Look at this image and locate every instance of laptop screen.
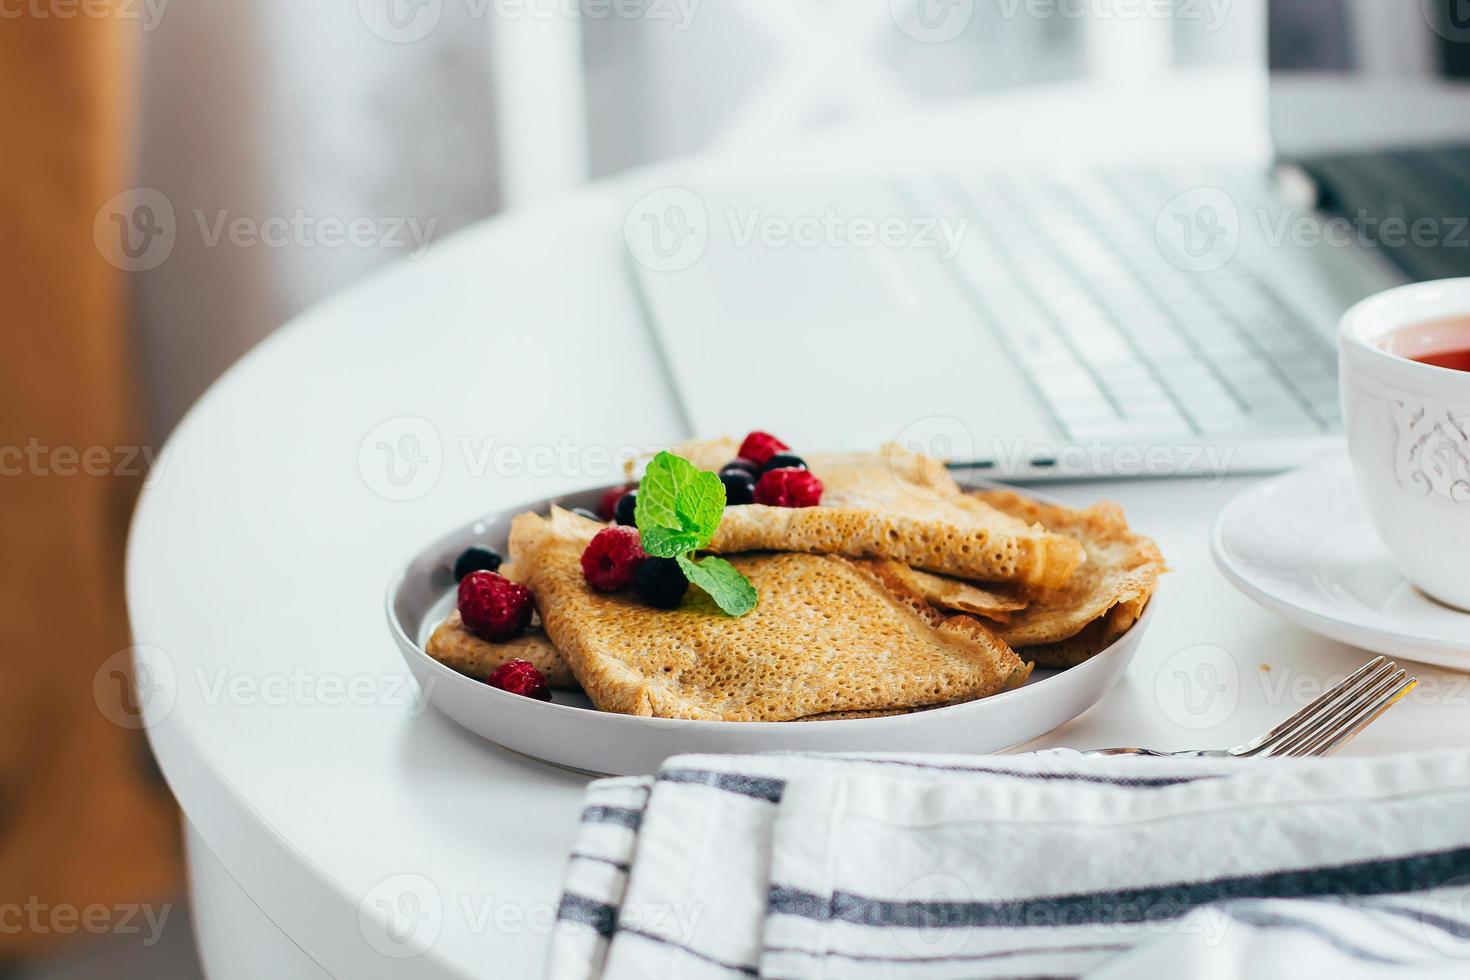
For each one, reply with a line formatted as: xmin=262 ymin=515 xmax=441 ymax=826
xmin=1269 ymin=0 xmax=1470 ymax=279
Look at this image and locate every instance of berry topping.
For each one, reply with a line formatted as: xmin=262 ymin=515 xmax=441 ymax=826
xmin=737 ymin=431 xmax=790 ymax=466
xmin=486 ymin=659 xmax=552 ymax=701
xmin=614 ymin=490 xmax=639 ymax=527
xmin=453 ymin=545 xmax=503 ymax=581
xmin=633 ymin=557 xmax=690 ymax=609
xmin=598 ymin=483 xmax=638 ymax=521
xmin=458 ymin=571 xmax=534 ymax=642
xmin=761 ymin=453 xmax=807 ymax=473
xmin=721 ymin=458 xmax=761 ymax=480
xmin=581 ymin=526 xmax=647 ymax=592
xmin=755 ymin=467 xmax=824 ymax=508
xmin=719 ymin=469 xmax=757 ymax=506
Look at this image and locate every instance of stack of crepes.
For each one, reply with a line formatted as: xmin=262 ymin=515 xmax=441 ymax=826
xmin=427 ymin=438 xmax=1165 ymax=722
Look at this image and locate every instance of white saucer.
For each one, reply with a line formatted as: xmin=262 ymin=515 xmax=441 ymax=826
xmin=1212 ymin=457 xmax=1470 ymax=671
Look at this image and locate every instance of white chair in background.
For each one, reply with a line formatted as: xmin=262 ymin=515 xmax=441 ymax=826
xmin=488 ymin=0 xmax=1187 ymax=210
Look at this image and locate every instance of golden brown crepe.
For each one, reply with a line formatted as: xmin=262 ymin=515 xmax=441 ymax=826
xmin=671 ymin=439 xmax=1085 ymax=590
xmin=425 ymin=612 xmax=578 ymax=689
xmin=508 ymin=508 xmax=1030 ymax=721
xmin=853 ymin=561 xmax=1029 ymax=623
xmin=975 ymin=491 xmax=1165 ymax=668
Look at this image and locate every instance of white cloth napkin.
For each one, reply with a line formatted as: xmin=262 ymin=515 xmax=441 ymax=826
xmin=546 ymin=750 xmax=1470 ymax=979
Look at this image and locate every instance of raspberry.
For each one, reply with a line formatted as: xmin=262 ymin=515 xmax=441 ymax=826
xmin=458 ymin=571 xmax=534 ymax=642
xmin=737 ymin=431 xmax=790 ymax=466
xmin=597 ymin=483 xmax=637 ymax=521
xmin=487 ymin=659 xmax=552 ymax=701
xmin=756 ymin=467 xmax=824 ymax=508
xmin=581 ymin=526 xmax=646 ymax=592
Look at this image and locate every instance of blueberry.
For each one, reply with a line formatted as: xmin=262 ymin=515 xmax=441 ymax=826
xmin=614 ymin=490 xmax=639 ymax=527
xmin=570 ymin=507 xmax=602 ymax=523
xmin=762 ymin=453 xmax=807 ymax=473
xmin=633 ymin=557 xmax=688 ymax=609
xmin=453 ymin=545 xmax=503 ymax=581
xmin=721 ymin=457 xmax=761 ymax=479
xmin=720 ymin=470 xmax=756 ymax=505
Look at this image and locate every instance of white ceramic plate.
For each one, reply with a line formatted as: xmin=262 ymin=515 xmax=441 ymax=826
xmin=387 ymin=484 xmax=1154 ymax=776
xmin=1212 ymin=457 xmax=1470 ymax=671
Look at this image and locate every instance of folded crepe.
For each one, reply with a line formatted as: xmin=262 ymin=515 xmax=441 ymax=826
xmin=426 ymin=612 xmax=578 ymax=689
xmin=507 ymin=508 xmax=1030 ymax=721
xmin=975 ymin=491 xmax=1166 ymax=668
xmin=852 ymin=561 xmax=1029 ymax=623
xmin=671 ymin=439 xmax=1085 ymax=590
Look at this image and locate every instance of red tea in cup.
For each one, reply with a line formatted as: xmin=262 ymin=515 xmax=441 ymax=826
xmin=1380 ymin=315 xmax=1470 ymax=372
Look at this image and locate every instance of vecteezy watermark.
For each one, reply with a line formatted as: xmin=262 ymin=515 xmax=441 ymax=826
xmin=1421 ymin=0 xmax=1470 ymax=44
xmin=192 ymin=666 xmax=433 ymax=714
xmin=724 ymin=208 xmax=968 ymax=260
xmin=359 ymin=874 xmax=704 ymax=960
xmin=360 ymin=874 xmax=444 ymax=958
xmin=0 ymin=439 xmax=170 ymax=486
xmin=989 ymin=438 xmax=1238 ymax=486
xmin=357 ymin=424 xmax=664 ymax=502
xmin=1419 ymin=877 xmax=1470 ymax=959
xmin=194 ymin=209 xmax=436 ymax=257
xmin=1257 ymin=208 xmax=1470 ymax=254
xmin=996 ymin=0 xmax=1232 ymax=31
xmin=1155 ymin=187 xmax=1242 ymax=273
xmin=93 ymin=646 xmax=179 ymax=731
xmin=358 ymin=0 xmax=700 ymax=44
xmin=624 ymin=186 xmax=710 ymax=273
xmin=94 ymin=187 xmax=177 ymax=272
xmin=0 ymin=0 xmax=171 ymax=31
xmin=358 ymin=416 xmax=444 ymax=502
xmin=1257 ymin=665 xmax=1470 ymax=709
xmin=624 ymin=185 xmax=969 ymax=273
xmin=888 ymin=871 xmax=1234 ymax=956
xmin=891 ymin=0 xmax=976 ymax=43
xmin=1158 ymin=184 xmax=1470 ymax=273
xmin=93 ymin=188 xmax=437 ymax=272
xmin=1155 ymin=644 xmax=1240 ymax=731
xmin=0 ymin=899 xmax=174 ymax=946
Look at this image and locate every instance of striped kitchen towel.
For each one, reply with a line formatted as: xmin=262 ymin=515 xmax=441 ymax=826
xmin=546 ymin=750 xmax=1470 ymax=979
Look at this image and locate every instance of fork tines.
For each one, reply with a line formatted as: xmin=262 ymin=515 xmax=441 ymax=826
xmin=1235 ymin=656 xmax=1418 ymax=758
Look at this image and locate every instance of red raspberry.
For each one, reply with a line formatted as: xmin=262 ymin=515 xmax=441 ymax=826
xmin=737 ymin=431 xmax=790 ymax=466
xmin=458 ymin=571 xmax=534 ymax=642
xmin=487 ymin=659 xmax=552 ymax=701
xmin=756 ymin=467 xmax=824 ymax=508
xmin=581 ymin=526 xmax=646 ymax=592
xmin=597 ymin=483 xmax=637 ymax=521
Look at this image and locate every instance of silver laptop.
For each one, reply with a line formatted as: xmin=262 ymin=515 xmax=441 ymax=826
xmin=628 ymin=0 xmax=1470 ymax=480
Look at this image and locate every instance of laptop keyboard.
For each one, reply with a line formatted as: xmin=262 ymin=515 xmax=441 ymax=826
xmin=901 ymin=169 xmax=1342 ymax=444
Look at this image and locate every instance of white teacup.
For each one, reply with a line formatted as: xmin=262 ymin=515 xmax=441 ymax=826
xmin=1339 ymin=278 xmax=1470 ymax=612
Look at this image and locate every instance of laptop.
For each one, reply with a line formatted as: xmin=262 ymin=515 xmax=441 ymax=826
xmin=627 ymin=0 xmax=1470 ymax=481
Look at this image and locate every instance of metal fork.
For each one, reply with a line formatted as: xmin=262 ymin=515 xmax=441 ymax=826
xmin=1087 ymin=656 xmax=1418 ymax=759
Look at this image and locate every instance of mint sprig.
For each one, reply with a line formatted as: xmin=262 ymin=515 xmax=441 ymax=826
xmin=635 ymin=452 xmax=757 ymax=616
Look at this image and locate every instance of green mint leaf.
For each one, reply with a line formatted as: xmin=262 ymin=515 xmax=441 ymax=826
xmin=640 ymin=524 xmax=704 ymax=559
xmin=673 ymin=470 xmax=726 ymax=548
xmin=677 ymin=554 xmax=758 ymax=617
xmin=635 ymin=451 xmax=701 ymax=532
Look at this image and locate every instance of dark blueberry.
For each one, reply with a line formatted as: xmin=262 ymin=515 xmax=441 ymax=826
xmin=633 ymin=557 xmax=689 ymax=609
xmin=721 ymin=457 xmax=761 ymax=479
xmin=720 ymin=469 xmax=757 ymax=505
xmin=762 ymin=453 xmax=807 ymax=473
xmin=570 ymin=507 xmax=602 ymax=523
xmin=453 ymin=545 xmax=503 ymax=581
xmin=614 ymin=490 xmax=639 ymax=527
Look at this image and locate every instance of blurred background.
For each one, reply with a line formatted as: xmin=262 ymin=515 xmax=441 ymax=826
xmin=0 ymin=0 xmax=1450 ymax=975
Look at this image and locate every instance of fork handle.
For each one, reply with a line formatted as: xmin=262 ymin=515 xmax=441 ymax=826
xmin=1081 ymin=748 xmax=1226 ymax=758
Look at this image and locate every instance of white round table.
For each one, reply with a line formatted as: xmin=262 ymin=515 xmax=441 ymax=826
xmin=127 ymin=72 xmax=1470 ymax=979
